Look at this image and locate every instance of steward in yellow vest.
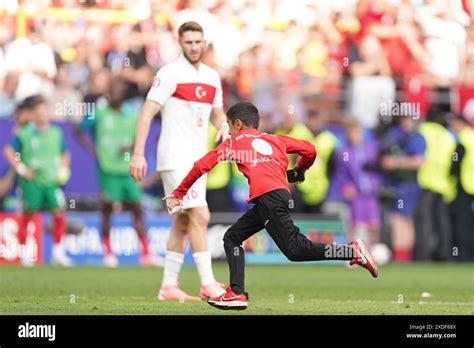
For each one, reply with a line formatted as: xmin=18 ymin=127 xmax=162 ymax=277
xmin=276 ymin=121 xmax=313 ymax=167
xmin=275 ymin=112 xmax=313 ymax=212
xmin=297 ymin=130 xmax=337 ymax=212
xmin=417 ymin=122 xmax=457 ymax=203
xmin=414 ymin=113 xmax=456 ymax=261
xmin=447 ymin=115 xmax=474 ymax=261
xmin=290 ymin=111 xmax=339 ymax=213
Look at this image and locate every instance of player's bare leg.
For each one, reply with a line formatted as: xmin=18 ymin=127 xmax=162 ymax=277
xmin=101 ymin=200 xmax=117 ymax=267
xmin=158 ymin=213 xmax=200 ymax=301
xmin=187 ymin=206 xmax=210 ymax=253
xmin=187 ymin=206 xmax=225 ymax=299
xmin=167 ymin=212 xmax=189 ymax=253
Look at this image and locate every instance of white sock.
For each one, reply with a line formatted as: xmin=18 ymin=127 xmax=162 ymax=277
xmin=193 ymin=251 xmax=215 ymax=286
xmin=161 ymin=251 xmax=184 ymax=287
xmin=52 ymin=243 xmax=64 ymax=258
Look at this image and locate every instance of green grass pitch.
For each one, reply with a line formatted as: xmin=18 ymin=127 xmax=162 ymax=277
xmin=0 ymin=263 xmax=472 ymax=315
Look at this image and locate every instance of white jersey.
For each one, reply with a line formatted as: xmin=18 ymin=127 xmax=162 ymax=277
xmin=147 ymin=54 xmax=223 ymax=171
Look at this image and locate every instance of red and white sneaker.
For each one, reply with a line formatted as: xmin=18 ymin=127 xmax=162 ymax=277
xmin=207 ymin=286 xmax=248 ymax=310
xmin=199 ymin=281 xmax=226 ymax=300
xmin=349 ymin=239 xmax=379 ymax=278
xmin=157 ymin=284 xmax=201 ymax=301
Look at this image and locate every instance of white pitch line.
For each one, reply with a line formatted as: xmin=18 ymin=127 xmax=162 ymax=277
xmin=123 ymin=296 xmax=147 ymax=300
xmin=57 ymin=296 xmax=148 ymax=300
xmin=308 ymin=299 xmax=474 ymax=307
xmin=55 ymin=296 xmax=473 ymax=307
xmin=391 ymin=300 xmax=474 ymax=307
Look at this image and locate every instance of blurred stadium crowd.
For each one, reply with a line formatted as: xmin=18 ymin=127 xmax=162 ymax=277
xmin=0 ymin=0 xmax=473 ymax=262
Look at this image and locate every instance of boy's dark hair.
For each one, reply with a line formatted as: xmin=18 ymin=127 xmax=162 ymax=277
xmin=178 ymin=21 xmax=203 ymax=37
xmin=226 ymin=102 xmax=260 ymax=129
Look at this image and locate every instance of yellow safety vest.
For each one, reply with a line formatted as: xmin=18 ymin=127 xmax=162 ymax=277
xmin=458 ymin=126 xmax=474 ymax=195
xmin=206 ymin=125 xmax=231 ymax=190
xmin=297 ymin=131 xmax=337 ymax=205
xmin=276 ymin=123 xmax=313 ymax=168
xmin=417 ymin=122 xmax=457 ymax=203
xmin=276 ymin=123 xmax=313 ymax=141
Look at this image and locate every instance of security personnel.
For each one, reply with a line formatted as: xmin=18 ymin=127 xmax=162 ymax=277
xmin=415 ymin=112 xmax=456 ymax=261
xmin=276 ymin=111 xmax=314 ymax=212
xmin=298 ymin=130 xmax=337 ymax=213
xmin=448 ymin=115 xmax=474 ymax=261
xmin=275 ymin=111 xmax=313 ymax=168
xmin=296 ymin=111 xmax=339 ymax=213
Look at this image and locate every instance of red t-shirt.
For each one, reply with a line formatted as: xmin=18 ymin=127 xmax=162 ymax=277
xmin=172 ymin=128 xmax=317 ymax=203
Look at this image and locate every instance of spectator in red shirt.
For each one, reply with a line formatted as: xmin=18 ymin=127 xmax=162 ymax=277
xmin=163 ymin=101 xmax=378 ymax=310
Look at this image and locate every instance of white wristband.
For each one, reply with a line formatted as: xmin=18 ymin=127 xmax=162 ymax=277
xmin=16 ymin=162 xmax=27 ymax=176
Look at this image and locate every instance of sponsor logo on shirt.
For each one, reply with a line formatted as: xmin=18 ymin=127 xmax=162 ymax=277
xmin=251 ymin=139 xmax=273 ymax=155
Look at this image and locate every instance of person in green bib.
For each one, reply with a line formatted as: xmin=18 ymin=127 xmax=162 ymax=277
xmin=448 ymin=114 xmax=474 ymax=261
xmin=76 ymin=79 xmax=163 ymax=268
xmin=3 ymin=95 xmax=72 ymax=266
xmin=0 ymin=100 xmax=32 ymax=213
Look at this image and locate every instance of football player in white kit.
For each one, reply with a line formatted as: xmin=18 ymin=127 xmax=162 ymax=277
xmin=130 ymin=21 xmax=228 ymax=301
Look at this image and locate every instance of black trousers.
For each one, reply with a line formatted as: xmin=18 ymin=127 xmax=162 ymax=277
xmin=414 ymin=189 xmax=453 ymax=261
xmin=223 ymin=189 xmax=353 ymax=294
xmin=450 ymin=187 xmax=474 ymax=261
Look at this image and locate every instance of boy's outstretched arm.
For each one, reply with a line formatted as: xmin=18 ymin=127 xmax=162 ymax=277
xmin=163 ymin=139 xmax=230 ymax=212
xmin=277 ymin=134 xmax=317 ymax=170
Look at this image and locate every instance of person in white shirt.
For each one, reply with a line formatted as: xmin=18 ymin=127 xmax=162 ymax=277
xmin=130 ymin=21 xmax=228 ymax=301
xmin=5 ymin=26 xmax=56 ymax=101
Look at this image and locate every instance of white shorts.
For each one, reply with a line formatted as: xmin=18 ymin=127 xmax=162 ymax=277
xmin=160 ymin=169 xmax=207 ymax=213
